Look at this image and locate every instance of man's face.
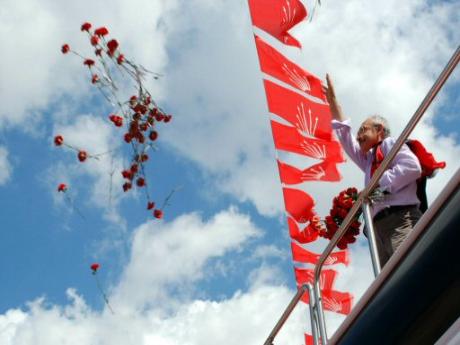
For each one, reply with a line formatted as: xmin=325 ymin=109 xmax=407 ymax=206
xmin=356 ymin=119 xmax=384 ymax=153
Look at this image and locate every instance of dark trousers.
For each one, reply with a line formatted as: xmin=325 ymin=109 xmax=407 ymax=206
xmin=373 ymin=205 xmax=422 ymax=269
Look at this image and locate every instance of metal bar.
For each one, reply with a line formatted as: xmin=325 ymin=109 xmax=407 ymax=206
xmin=307 ymin=284 xmax=320 ymax=345
xmin=263 ymin=284 xmax=308 ymax=345
xmin=362 ymin=201 xmax=381 ymax=277
xmin=312 ymin=44 xmax=459 ymax=342
xmin=314 ymin=280 xmax=328 ymax=343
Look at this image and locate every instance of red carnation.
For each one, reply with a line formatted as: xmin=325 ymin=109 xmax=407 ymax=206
xmin=61 ymin=44 xmax=70 ymax=54
xmin=95 ymin=48 xmax=103 ymax=56
xmin=81 ymin=22 xmax=92 ymax=31
xmin=57 ymin=183 xmax=67 ymax=192
xmin=149 ymin=131 xmax=158 ymax=141
xmin=94 ymin=27 xmax=109 ymax=36
xmin=122 ymin=182 xmax=132 ymax=192
xmin=153 ymin=209 xmax=163 ymax=219
xmin=107 ymin=39 xmax=119 ymax=52
xmin=129 ymin=95 xmax=137 ymax=105
xmin=90 ymin=35 xmax=99 ymax=46
xmin=78 ymin=150 xmax=87 ymax=162
xmin=136 ymin=177 xmax=145 ymax=187
xmin=84 ymin=59 xmax=95 ymax=67
xmin=147 ymin=201 xmax=155 ymax=210
xmin=121 ymin=170 xmax=133 ymax=180
xmin=54 ymin=135 xmax=64 ymax=146
xmin=90 ymin=263 xmax=100 ymax=273
xmin=91 ymin=74 xmax=99 ymax=84
xmin=140 ymin=154 xmax=148 ymax=162
xmin=163 ymin=115 xmax=172 ymax=123
xmin=117 ymin=54 xmax=125 ymax=64
xmin=124 ymin=133 xmax=132 ymax=143
xmin=130 ymin=164 xmax=139 ymax=174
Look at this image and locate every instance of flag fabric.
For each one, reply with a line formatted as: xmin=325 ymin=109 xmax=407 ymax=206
xmin=294 ymin=267 xmax=338 ymax=291
xmin=291 ymin=241 xmax=350 ymax=266
xmin=264 ymin=79 xmax=332 ymax=140
xmin=301 ymin=289 xmax=354 ymax=315
xmin=304 ymin=334 xmax=321 ymax=345
xmin=271 ymin=120 xmax=344 ymax=162
xmin=255 ymin=36 xmax=325 ymax=100
xmin=283 ymin=188 xmax=315 ymax=223
xmin=248 ymin=0 xmax=307 ymax=48
xmin=277 ymin=159 xmax=342 ymax=184
xmin=288 ymin=216 xmax=319 ymax=243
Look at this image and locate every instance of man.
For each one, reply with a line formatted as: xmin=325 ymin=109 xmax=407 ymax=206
xmin=325 ymin=74 xmax=422 ymax=268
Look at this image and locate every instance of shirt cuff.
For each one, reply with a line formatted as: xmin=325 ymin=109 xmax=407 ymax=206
xmin=332 ymin=118 xmax=351 ymax=130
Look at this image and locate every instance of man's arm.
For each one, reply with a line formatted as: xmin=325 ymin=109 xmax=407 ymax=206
xmin=379 ymin=138 xmax=422 ymax=193
xmin=325 ymin=74 xmax=345 ymax=122
xmin=325 ymin=74 xmax=368 ymax=170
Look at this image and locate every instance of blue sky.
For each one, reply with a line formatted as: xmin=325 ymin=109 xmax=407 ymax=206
xmin=0 ymin=0 xmax=459 ymax=344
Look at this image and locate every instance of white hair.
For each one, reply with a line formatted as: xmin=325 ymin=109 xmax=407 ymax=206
xmin=367 ymin=114 xmax=391 ymax=138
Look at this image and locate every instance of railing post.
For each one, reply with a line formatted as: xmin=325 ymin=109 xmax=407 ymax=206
xmin=362 ymin=201 xmax=381 ymax=277
xmin=307 ymin=284 xmax=320 ymax=345
xmin=314 ymin=280 xmax=328 ymax=343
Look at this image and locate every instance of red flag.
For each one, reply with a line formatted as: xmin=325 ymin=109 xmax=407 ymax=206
xmin=277 ymin=159 xmax=342 ymax=184
xmin=294 ymin=267 xmax=338 ymax=291
xmin=291 ymin=241 xmax=349 ymax=266
xmin=283 ymin=188 xmax=315 ymax=223
xmin=301 ymin=289 xmax=354 ymax=315
xmin=255 ymin=36 xmax=325 ymax=100
xmin=248 ymin=0 xmax=307 ymax=48
xmin=305 ymin=334 xmax=322 ymax=345
xmin=288 ymin=216 xmax=319 ymax=243
xmin=271 ymin=120 xmax=344 ymax=162
xmin=264 ymin=79 xmax=332 ymax=140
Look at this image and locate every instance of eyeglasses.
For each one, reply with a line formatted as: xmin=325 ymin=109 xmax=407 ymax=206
xmin=357 ymin=124 xmax=381 ymax=135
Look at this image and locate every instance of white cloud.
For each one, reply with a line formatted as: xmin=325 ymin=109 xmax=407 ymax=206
xmin=111 ymin=207 xmax=261 ymax=313
xmin=0 ymin=146 xmax=12 ymax=185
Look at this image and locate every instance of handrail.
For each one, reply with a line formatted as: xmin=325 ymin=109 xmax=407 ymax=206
xmin=312 ymin=44 xmax=460 ymax=343
xmin=263 ymin=284 xmax=309 ymax=345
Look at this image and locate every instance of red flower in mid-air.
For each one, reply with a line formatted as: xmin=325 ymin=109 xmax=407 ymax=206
xmin=54 ymin=135 xmax=64 ymax=146
xmin=90 ymin=263 xmax=100 ymax=273
xmin=136 ymin=177 xmax=145 ymax=187
xmin=107 ymin=39 xmax=119 ymax=52
xmin=61 ymin=44 xmax=70 ymax=54
xmin=81 ymin=22 xmax=92 ymax=32
xmin=147 ymin=201 xmax=155 ymax=210
xmin=57 ymin=183 xmax=67 ymax=192
xmin=91 ymin=74 xmax=99 ymax=84
xmin=84 ymin=59 xmax=95 ymax=67
xmin=90 ymin=35 xmax=99 ymax=46
xmin=78 ymin=151 xmax=87 ymax=162
xmin=153 ymin=209 xmax=163 ymax=219
xmin=94 ymin=27 xmax=109 ymax=36
xmin=117 ymin=54 xmax=125 ymax=65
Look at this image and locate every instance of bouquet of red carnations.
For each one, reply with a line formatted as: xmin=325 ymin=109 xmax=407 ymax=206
xmin=319 ymin=187 xmax=361 ymax=249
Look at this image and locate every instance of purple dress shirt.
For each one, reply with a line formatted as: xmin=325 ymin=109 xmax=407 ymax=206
xmin=332 ymin=119 xmax=421 ymax=217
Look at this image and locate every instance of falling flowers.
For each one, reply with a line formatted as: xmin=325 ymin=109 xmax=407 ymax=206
xmin=57 ymin=22 xmax=178 ymax=218
xmin=90 ymin=263 xmax=114 ymax=314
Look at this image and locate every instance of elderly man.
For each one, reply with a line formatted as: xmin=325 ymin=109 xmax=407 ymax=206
xmin=325 ymin=74 xmax=422 ymax=268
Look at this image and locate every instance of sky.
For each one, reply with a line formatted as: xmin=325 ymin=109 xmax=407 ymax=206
xmin=0 ymin=0 xmax=459 ymax=344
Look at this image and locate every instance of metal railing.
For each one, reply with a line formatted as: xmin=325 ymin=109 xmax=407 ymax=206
xmin=263 ymin=44 xmax=460 ymax=345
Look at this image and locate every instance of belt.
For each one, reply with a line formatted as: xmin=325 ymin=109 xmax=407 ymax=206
xmin=373 ymin=205 xmax=418 ymax=222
